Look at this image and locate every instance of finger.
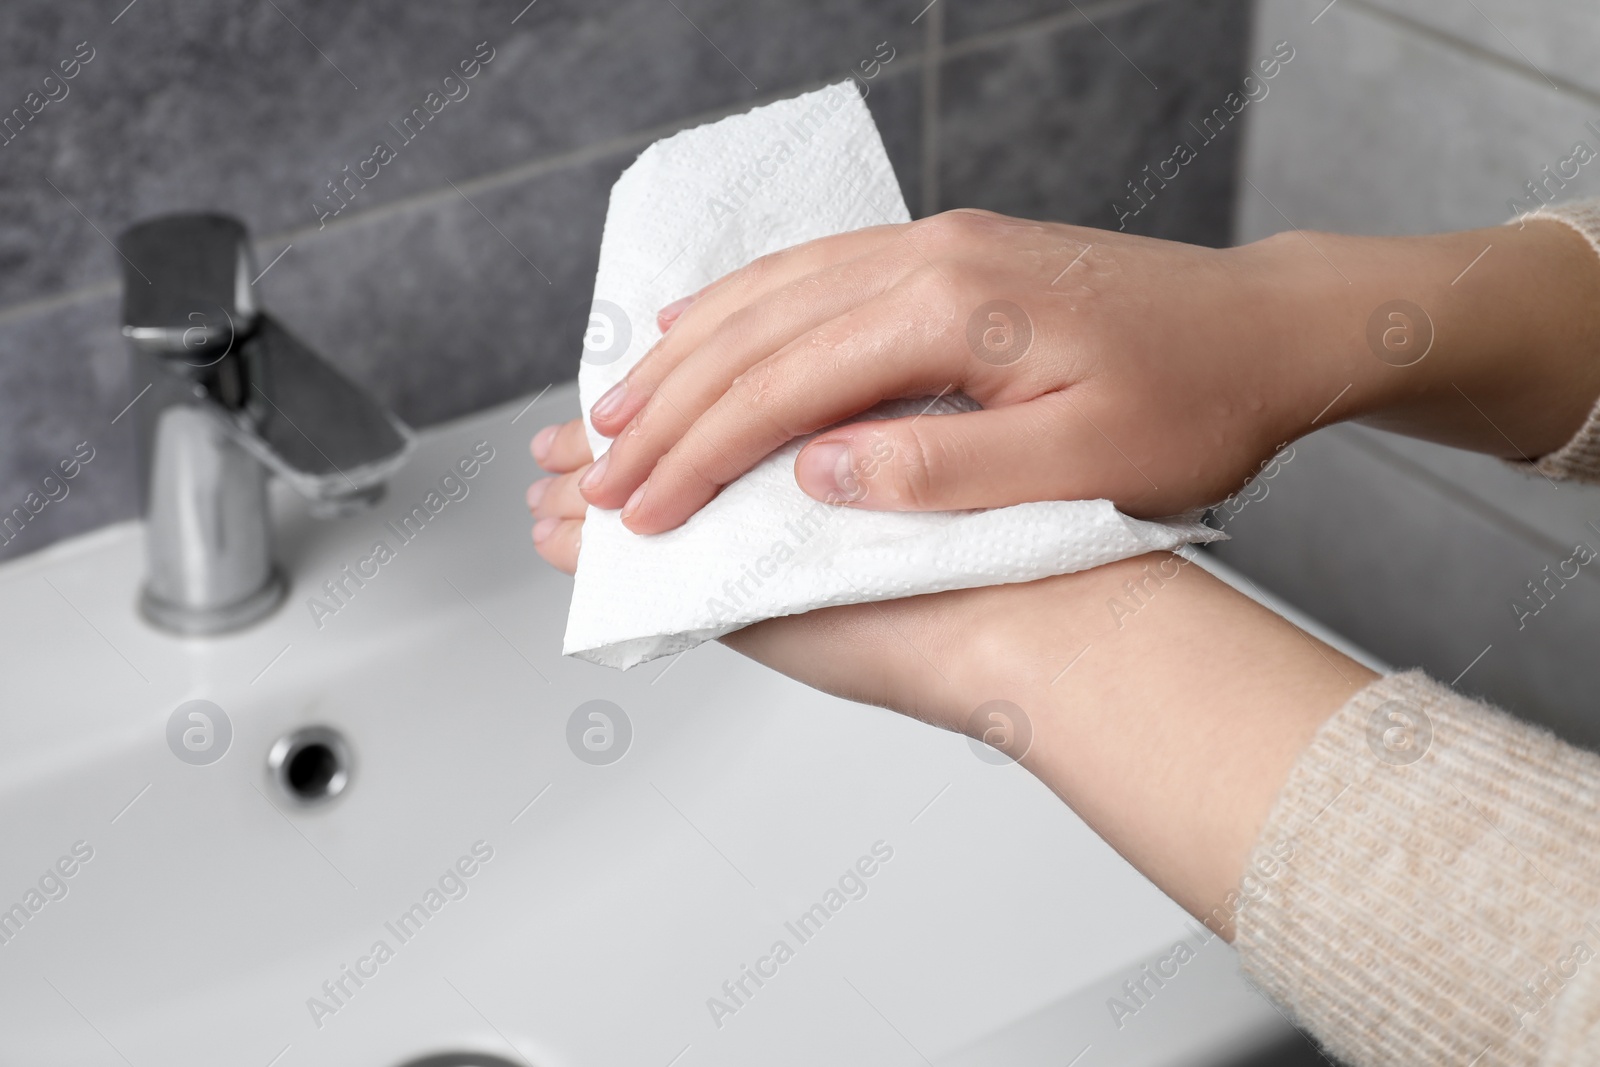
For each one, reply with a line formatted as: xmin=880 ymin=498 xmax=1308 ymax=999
xmin=585 ymin=253 xmax=930 ymax=511
xmin=614 ymin=276 xmax=973 ymax=532
xmin=656 ymin=276 xmax=730 ymax=333
xmin=656 ymin=292 xmax=698 ymax=333
xmin=532 ymin=418 xmax=593 ymax=473
xmin=532 ymin=517 xmax=583 ymax=575
xmin=527 ymin=465 xmax=591 ymax=521
xmin=789 ymin=391 xmax=1167 ymax=513
xmin=589 ymin=224 xmax=907 ymax=435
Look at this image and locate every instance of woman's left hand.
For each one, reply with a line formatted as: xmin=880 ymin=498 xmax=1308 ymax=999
xmin=526 ymin=417 xmax=594 ymax=574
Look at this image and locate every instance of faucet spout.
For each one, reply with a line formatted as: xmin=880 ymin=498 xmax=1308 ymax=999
xmin=232 ymin=313 xmax=412 ymax=516
xmin=118 ymin=213 xmax=413 ymax=635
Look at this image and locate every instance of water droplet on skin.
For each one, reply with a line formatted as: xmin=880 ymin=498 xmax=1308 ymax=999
xmin=734 ymin=371 xmax=771 ymax=404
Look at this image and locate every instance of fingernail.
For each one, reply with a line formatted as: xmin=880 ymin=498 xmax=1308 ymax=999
xmin=532 ymin=517 xmax=559 ymax=543
xmin=578 ymin=452 xmax=610 ymax=491
xmin=531 ymin=424 xmax=558 ymax=462
xmin=621 ymin=479 xmax=649 ymax=520
xmin=591 ymin=381 xmax=627 ymax=422
xmin=526 ymin=478 xmax=552 ymax=510
xmin=796 ymin=441 xmax=860 ymax=503
xmin=657 ymin=293 xmax=697 ymax=331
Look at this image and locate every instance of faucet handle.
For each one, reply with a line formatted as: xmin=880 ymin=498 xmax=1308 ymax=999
xmin=118 ymin=213 xmax=261 ymax=357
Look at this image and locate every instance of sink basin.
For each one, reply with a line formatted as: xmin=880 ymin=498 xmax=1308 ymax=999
xmin=0 ymin=383 xmax=1367 ymax=1066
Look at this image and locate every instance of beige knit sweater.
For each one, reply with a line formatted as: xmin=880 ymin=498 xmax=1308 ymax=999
xmin=1234 ymin=202 xmax=1600 ymax=1066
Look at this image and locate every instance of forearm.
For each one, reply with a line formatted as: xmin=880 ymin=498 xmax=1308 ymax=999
xmin=1251 ymin=218 xmax=1600 ymax=458
xmin=725 ymin=553 xmax=1375 ymax=936
xmin=948 ymin=554 xmax=1373 ymax=933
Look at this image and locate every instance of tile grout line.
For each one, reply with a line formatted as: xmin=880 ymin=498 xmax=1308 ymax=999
xmin=939 ymin=0 xmax=1177 ymax=63
xmin=919 ymin=0 xmax=943 ymax=217
xmin=0 ymin=277 xmax=120 ymax=331
xmin=1340 ymin=426 xmax=1600 ymax=586
xmin=1341 ymin=0 xmax=1600 ymax=109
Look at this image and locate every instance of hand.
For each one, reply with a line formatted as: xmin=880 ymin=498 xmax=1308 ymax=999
xmin=527 ymin=414 xmax=976 ymax=717
xmin=575 ymin=210 xmax=1600 ymax=535
xmin=529 ymin=428 xmax=1371 ymax=940
xmin=576 ymin=209 xmax=1324 ymax=533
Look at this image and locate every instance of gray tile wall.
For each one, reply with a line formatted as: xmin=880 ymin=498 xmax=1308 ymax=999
xmin=0 ymin=0 xmax=1252 ymax=564
xmin=940 ymin=0 xmax=1250 ymax=239
xmin=1222 ymin=0 xmax=1600 ymax=747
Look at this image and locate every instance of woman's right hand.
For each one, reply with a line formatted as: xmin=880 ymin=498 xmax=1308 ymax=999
xmin=576 ymin=210 xmax=1600 ymax=536
xmin=578 ymin=210 xmax=1320 ymax=532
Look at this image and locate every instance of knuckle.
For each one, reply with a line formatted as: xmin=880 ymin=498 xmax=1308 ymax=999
xmin=735 ymin=247 xmax=787 ymax=290
xmin=629 ymin=395 xmax=655 ymax=435
xmin=899 ymin=268 xmax=962 ymax=337
xmin=912 ymin=209 xmax=987 ymax=248
xmin=628 ymin=389 xmax=675 ymax=441
xmin=558 ymin=418 xmax=590 ymax=450
xmin=630 ymin=342 xmax=671 ymax=384
xmin=662 ymin=440 xmax=732 ymax=495
xmin=948 ymin=207 xmax=1005 ymax=231
xmin=729 ymin=361 xmax=774 ymax=407
xmin=912 ymin=212 xmax=965 ymax=246
xmin=715 ymin=371 xmax=806 ymax=469
xmin=555 ymin=471 xmax=589 ymax=518
xmin=945 ymin=264 xmax=990 ymax=311
xmin=906 ymin=261 xmax=956 ymax=302
xmin=787 ymin=317 xmax=841 ymax=363
xmin=713 ymin=303 xmax=760 ymax=351
xmin=885 ymin=425 xmax=942 ymax=508
xmin=714 ymin=378 xmax=794 ymax=458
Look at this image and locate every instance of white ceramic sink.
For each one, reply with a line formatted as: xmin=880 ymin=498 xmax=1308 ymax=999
xmin=0 ymin=383 xmax=1373 ymax=1067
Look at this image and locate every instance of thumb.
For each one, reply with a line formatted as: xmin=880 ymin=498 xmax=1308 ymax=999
xmin=792 ymin=394 xmax=1161 ymax=513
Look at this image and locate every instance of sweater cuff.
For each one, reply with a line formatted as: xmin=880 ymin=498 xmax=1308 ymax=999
xmin=1234 ymin=671 xmax=1600 ymax=1067
xmin=1508 ymin=200 xmax=1600 ymax=484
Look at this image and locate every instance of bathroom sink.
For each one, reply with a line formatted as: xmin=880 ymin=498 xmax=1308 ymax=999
xmin=0 ymin=382 xmax=1363 ymax=1067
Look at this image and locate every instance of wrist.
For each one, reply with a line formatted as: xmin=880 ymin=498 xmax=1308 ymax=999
xmin=1425 ymin=218 xmax=1600 ymax=457
xmin=1226 ymin=230 xmax=1378 ymax=444
xmin=1244 ymin=220 xmax=1600 ymax=456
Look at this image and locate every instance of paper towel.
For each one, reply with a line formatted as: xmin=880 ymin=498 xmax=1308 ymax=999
xmin=563 ymin=82 xmax=1222 ymax=669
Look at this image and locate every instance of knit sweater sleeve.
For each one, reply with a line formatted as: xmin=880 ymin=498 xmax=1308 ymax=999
xmin=1510 ymin=198 xmax=1600 ymax=482
xmin=1232 ymin=672 xmax=1600 ymax=1066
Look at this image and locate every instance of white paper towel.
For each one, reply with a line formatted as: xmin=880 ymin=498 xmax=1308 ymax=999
xmin=564 ymin=83 xmax=1222 ymax=668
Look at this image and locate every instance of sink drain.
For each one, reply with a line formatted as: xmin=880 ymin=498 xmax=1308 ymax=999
xmin=395 ymin=1057 xmax=524 ymax=1067
xmin=268 ymin=726 xmax=351 ymax=805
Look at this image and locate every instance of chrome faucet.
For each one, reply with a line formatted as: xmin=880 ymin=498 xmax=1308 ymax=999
xmin=118 ymin=213 xmax=413 ymax=635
